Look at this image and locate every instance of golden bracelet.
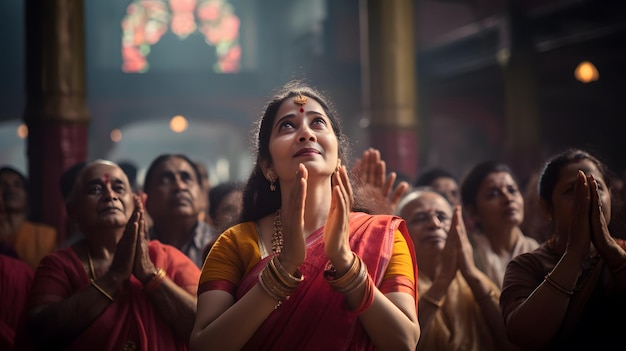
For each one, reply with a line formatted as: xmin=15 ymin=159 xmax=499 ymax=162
xmin=325 ymin=252 xmax=369 ymax=295
xmin=269 ymin=256 xmax=304 ymax=288
xmin=544 ymin=274 xmax=574 ymax=295
xmin=258 ymin=267 xmax=288 ymax=301
xmin=421 ymin=293 xmax=444 ymax=308
xmin=324 ymin=252 xmax=359 ymax=286
xmin=144 ymin=268 xmax=166 ymax=292
xmin=338 ymin=258 xmax=368 ymax=295
xmin=267 ymin=264 xmax=299 ymax=296
xmin=91 ymin=280 xmax=114 ymax=302
xmin=258 ymin=264 xmax=298 ymax=301
xmin=322 ymin=252 xmax=371 ymax=298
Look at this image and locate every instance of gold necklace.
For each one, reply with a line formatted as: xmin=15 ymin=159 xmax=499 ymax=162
xmin=87 ymin=248 xmax=96 ymax=281
xmin=272 ymin=210 xmax=283 ymax=254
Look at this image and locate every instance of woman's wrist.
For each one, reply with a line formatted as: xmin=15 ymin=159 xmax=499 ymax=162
xmin=139 ymin=266 xmax=159 ymax=285
xmin=329 ymin=250 xmax=355 ymax=276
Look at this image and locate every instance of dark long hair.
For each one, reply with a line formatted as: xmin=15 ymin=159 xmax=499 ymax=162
xmin=240 ymin=81 xmax=351 ymax=222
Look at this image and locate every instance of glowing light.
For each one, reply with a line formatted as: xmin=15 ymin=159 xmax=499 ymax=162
xmin=17 ymin=124 xmax=28 ymax=139
xmin=170 ymin=115 xmax=188 ymax=133
xmin=110 ymin=129 xmax=123 ymax=142
xmin=574 ymin=61 xmax=599 ymax=83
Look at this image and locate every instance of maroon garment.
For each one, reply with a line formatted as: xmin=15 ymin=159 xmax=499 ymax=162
xmin=0 ymin=254 xmax=34 ymax=350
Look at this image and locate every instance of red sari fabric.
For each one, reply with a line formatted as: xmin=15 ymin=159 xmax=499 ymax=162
xmin=0 ymin=255 xmax=33 ymax=350
xmin=236 ymin=213 xmax=417 ymax=351
xmin=18 ymin=241 xmax=199 ymax=351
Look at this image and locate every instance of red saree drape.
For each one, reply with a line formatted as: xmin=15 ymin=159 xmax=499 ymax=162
xmin=236 ymin=212 xmax=417 ymax=351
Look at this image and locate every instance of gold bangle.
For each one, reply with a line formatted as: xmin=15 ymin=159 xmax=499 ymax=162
xmin=269 ymin=256 xmax=304 ymax=288
xmin=544 ymin=274 xmax=574 ymax=295
xmin=258 ymin=266 xmax=287 ymax=301
xmin=144 ymin=268 xmax=166 ymax=292
xmin=421 ymin=293 xmax=444 ymax=308
xmin=91 ymin=280 xmax=114 ymax=302
xmin=325 ymin=252 xmax=369 ymax=295
xmin=339 ymin=258 xmax=368 ymax=295
xmin=258 ymin=264 xmax=296 ymax=301
xmin=324 ymin=252 xmax=359 ymax=285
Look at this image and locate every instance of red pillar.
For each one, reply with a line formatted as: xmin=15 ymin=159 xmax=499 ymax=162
xmin=24 ymin=0 xmax=90 ymax=243
xmin=362 ymin=0 xmax=419 ymax=179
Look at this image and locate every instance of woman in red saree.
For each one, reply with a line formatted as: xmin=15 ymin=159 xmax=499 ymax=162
xmin=15 ymin=160 xmax=199 ymax=350
xmin=191 ymin=81 xmax=420 ymax=351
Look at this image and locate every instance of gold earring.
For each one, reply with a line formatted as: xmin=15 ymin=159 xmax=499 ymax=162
xmin=266 ymin=170 xmax=277 ymax=191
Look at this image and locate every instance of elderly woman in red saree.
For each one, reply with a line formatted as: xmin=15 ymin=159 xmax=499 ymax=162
xmin=15 ymin=160 xmax=200 ymax=350
xmin=190 ymin=82 xmax=420 ymax=351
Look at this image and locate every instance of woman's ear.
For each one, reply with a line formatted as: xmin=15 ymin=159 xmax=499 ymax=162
xmin=260 ymin=159 xmax=273 ymax=177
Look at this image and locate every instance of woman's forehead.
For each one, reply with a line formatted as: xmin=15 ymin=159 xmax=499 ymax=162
xmin=82 ymin=163 xmax=128 ymax=183
xmin=410 ymin=192 xmax=450 ymax=211
xmin=558 ymin=159 xmax=603 ymax=183
xmin=276 ymin=96 xmax=325 ymax=118
xmin=481 ymin=171 xmax=516 ymax=187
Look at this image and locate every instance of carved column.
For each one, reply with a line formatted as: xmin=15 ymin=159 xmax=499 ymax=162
xmin=362 ymin=0 xmax=419 ymax=179
xmin=24 ymin=0 xmax=90 ymax=243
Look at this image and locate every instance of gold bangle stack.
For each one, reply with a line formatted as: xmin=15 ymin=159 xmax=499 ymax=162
xmin=325 ymin=252 xmax=368 ymax=295
xmin=258 ymin=255 xmax=304 ymax=302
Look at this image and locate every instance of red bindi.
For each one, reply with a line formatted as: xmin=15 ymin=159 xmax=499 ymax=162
xmin=103 ymin=173 xmax=110 ymax=184
xmin=300 ymin=107 xmax=304 ymax=113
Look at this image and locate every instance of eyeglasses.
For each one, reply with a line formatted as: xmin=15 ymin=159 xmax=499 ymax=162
xmin=407 ymin=211 xmax=451 ymax=226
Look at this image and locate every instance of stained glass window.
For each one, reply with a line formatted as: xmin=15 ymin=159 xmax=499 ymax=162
xmin=121 ymin=0 xmax=241 ymax=73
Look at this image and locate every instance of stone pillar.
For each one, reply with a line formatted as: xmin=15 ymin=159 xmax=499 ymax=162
xmin=24 ymin=0 xmax=90 ymax=243
xmin=362 ymin=0 xmax=419 ymax=179
xmin=501 ymin=5 xmax=541 ymax=181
